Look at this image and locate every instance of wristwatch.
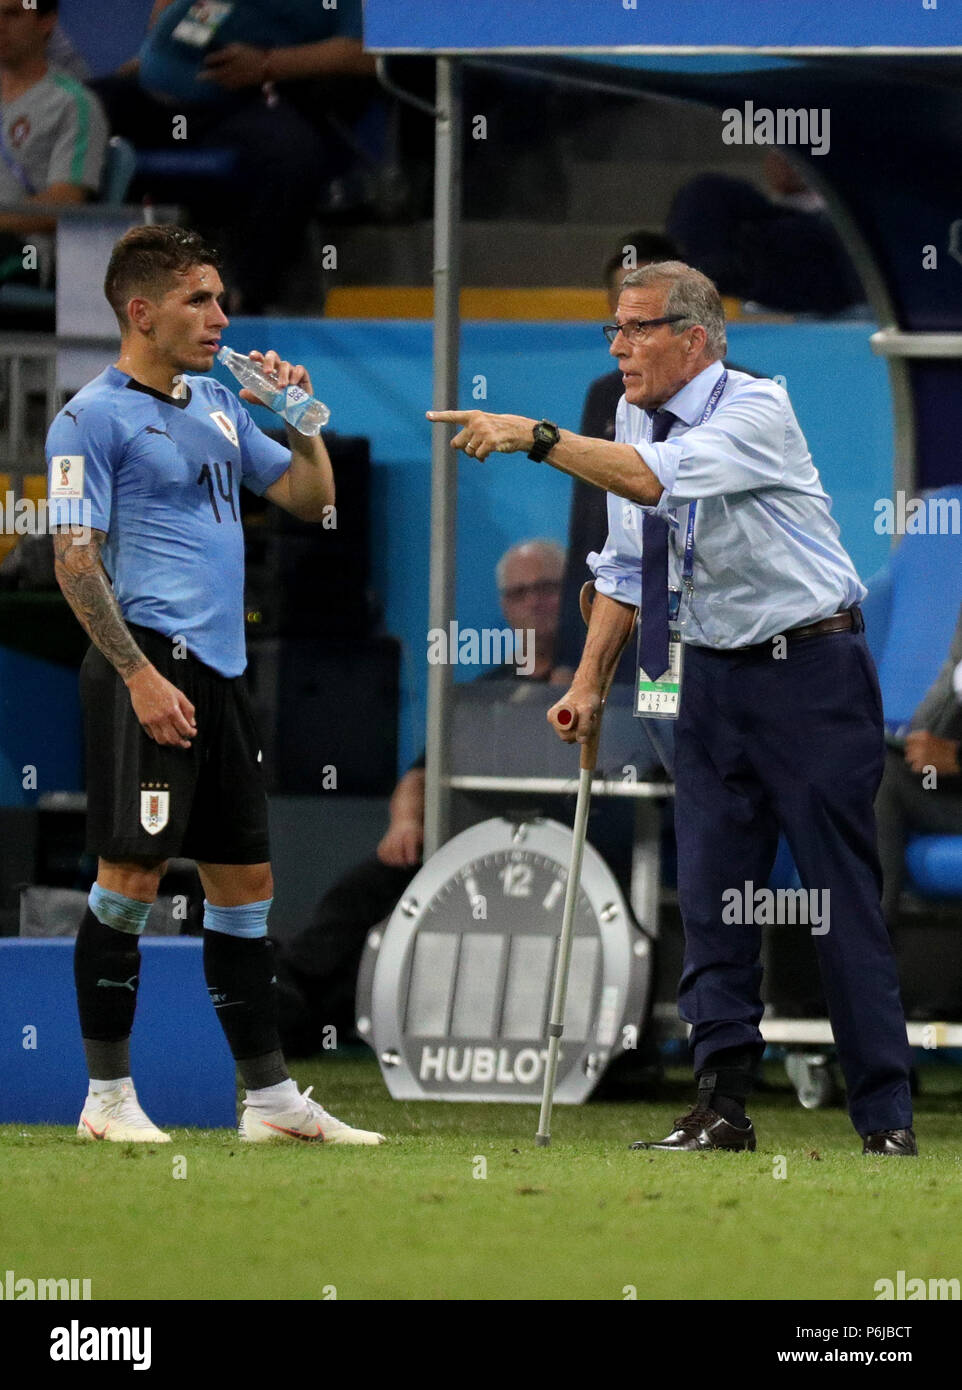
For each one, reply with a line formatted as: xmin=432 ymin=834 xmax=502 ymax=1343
xmin=527 ymin=419 xmax=561 ymax=463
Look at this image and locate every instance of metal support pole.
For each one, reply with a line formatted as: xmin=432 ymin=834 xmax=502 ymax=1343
xmin=8 ymin=354 xmax=23 ymax=471
xmin=423 ymin=57 xmax=462 ymax=860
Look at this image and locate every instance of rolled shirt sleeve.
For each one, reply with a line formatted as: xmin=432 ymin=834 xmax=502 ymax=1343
xmin=631 ymin=380 xmax=789 ymax=508
xmin=588 ymin=491 xmax=644 ymax=611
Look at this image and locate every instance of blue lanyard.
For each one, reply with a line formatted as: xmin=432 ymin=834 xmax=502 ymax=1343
xmin=663 ymin=369 xmax=728 ymax=601
xmin=0 ymin=123 xmax=36 ymax=197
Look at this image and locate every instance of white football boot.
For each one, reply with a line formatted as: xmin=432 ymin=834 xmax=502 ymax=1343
xmin=239 ymin=1085 xmax=385 ymax=1146
xmin=77 ymin=1080 xmax=172 ymax=1143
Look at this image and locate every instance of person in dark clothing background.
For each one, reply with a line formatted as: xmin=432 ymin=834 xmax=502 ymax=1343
xmin=876 ymin=606 xmax=962 ymax=927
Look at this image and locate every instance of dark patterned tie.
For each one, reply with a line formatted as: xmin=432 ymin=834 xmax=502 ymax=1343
xmin=639 ymin=409 xmax=676 ymax=681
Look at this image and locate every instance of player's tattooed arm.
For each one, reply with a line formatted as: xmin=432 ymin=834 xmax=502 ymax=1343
xmin=52 ymin=529 xmax=197 ymax=747
xmin=52 ymin=528 xmax=148 ymax=680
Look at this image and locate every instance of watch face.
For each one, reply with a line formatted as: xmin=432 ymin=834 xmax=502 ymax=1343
xmin=407 ymin=846 xmax=599 ymax=1051
xmin=356 ymin=818 xmax=652 ymax=1103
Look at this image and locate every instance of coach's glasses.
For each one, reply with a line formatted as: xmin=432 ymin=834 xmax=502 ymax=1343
xmin=602 ymin=315 xmax=687 ymax=345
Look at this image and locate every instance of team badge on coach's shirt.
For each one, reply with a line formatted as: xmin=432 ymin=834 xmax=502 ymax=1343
xmin=49 ymin=456 xmax=85 ymax=499
xmin=140 ymin=784 xmax=170 ymax=836
xmin=209 ymin=411 xmax=239 ymax=448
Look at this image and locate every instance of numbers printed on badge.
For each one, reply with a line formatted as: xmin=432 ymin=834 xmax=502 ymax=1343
xmin=635 ymin=633 xmax=684 ymax=719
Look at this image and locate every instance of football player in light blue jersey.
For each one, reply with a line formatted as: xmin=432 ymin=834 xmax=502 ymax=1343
xmin=46 ymin=224 xmax=384 ymax=1146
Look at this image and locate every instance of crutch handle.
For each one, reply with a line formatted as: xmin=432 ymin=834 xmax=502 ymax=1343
xmin=563 ymin=582 xmax=635 ymax=773
xmin=549 ymin=702 xmax=603 ymax=772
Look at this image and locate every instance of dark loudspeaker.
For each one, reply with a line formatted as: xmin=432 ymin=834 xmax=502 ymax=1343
xmin=242 ymin=433 xmax=377 ymax=638
xmin=0 ymin=808 xmax=38 ymax=934
xmin=245 ymin=636 xmax=400 ymax=795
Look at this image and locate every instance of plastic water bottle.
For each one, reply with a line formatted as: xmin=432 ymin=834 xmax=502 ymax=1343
xmin=217 ymin=347 xmax=330 ymax=435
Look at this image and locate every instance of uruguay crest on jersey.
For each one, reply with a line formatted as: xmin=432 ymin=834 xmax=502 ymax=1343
xmin=209 ymin=410 xmax=239 ymax=448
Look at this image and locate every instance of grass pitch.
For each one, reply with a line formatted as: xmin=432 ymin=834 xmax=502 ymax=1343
xmin=2 ymin=1059 xmax=960 ymax=1302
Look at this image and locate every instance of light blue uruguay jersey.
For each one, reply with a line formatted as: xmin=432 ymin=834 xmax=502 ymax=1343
xmin=45 ymin=366 xmax=290 ymax=676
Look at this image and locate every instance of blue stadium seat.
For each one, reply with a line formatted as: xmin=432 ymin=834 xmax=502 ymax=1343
xmin=100 ymin=133 xmax=138 ymax=205
xmin=906 ymin=834 xmax=962 ymax=899
xmin=134 ymin=146 xmax=239 ymax=183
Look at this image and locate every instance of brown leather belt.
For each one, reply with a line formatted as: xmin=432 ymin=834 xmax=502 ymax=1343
xmin=785 ymin=607 xmax=861 ymax=642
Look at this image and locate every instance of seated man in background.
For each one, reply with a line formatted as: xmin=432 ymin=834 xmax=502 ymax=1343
xmin=876 ymin=603 xmax=962 ymax=926
xmin=667 ymin=150 xmax=865 ymax=317
xmin=273 ymin=538 xmax=568 ymax=1056
xmin=94 ymin=0 xmax=374 ymax=313
xmin=0 ymin=0 xmax=107 ymax=306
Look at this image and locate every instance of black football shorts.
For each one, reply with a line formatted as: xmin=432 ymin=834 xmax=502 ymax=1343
xmin=80 ymin=623 xmax=271 ymax=865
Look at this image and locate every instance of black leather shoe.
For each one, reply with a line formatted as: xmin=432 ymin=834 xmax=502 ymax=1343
xmin=630 ymin=1103 xmax=756 ymax=1152
xmin=862 ymin=1128 xmax=918 ymax=1156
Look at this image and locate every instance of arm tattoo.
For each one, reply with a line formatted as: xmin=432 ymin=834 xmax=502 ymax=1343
xmin=52 ymin=529 xmax=148 ymax=680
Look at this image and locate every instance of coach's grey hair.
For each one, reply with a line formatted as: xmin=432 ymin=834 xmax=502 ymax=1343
xmin=497 ymin=538 xmax=566 ymax=593
xmin=621 ymin=261 xmax=728 ymax=359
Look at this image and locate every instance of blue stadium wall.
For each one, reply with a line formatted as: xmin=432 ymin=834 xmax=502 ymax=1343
xmin=0 ymin=319 xmax=893 ymax=804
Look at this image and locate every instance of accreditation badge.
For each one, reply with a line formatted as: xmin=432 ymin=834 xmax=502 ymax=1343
xmin=635 ymin=618 xmax=684 ymax=720
xmin=172 ymin=1 xmax=235 ymax=48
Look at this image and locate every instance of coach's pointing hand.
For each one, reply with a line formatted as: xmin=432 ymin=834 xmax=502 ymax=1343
xmin=426 ymin=410 xmax=533 ymax=462
xmin=125 ymin=665 xmax=197 ymax=749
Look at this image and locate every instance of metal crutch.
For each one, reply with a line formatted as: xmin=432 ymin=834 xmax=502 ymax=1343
xmin=535 ymin=582 xmax=636 ymax=1146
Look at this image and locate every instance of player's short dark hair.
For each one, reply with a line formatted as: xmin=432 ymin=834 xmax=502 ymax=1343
xmin=104 ymin=225 xmax=222 ymax=331
xmin=34 ymin=0 xmax=60 ymax=15
xmin=605 ymin=231 xmax=680 ymax=283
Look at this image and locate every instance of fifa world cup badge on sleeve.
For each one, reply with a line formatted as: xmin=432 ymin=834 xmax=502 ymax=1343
xmin=49 ymin=456 xmax=85 ymax=499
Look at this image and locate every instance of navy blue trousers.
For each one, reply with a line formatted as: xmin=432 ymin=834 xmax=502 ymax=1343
xmin=674 ymin=630 xmax=913 ymax=1136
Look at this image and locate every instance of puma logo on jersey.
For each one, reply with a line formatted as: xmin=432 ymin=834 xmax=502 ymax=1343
xmin=64 ymin=408 xmax=82 ymax=424
xmin=96 ymin=975 xmax=139 ymax=992
xmin=144 ymin=426 xmax=173 ymax=440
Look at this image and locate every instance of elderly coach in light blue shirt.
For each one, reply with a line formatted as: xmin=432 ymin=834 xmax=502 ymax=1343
xmin=428 ymin=259 xmax=915 ymax=1158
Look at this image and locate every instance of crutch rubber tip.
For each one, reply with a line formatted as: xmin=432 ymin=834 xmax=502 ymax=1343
xmin=535 ymin=1134 xmax=551 ymax=1147
xmin=557 ymin=708 xmax=573 ymax=727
